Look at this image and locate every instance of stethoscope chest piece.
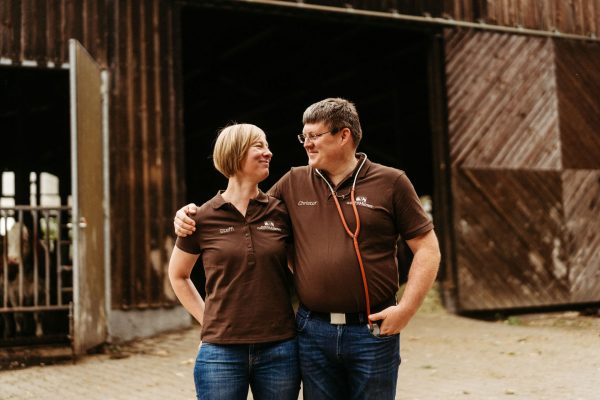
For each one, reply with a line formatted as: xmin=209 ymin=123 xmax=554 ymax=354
xmin=368 ymin=322 xmax=381 ymax=338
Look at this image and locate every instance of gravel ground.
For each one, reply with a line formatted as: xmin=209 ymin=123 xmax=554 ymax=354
xmin=399 ymin=309 xmax=600 ymax=400
xmin=1 ymin=293 xmax=599 ymax=400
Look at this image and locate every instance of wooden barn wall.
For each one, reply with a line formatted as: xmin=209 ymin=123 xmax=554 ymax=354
xmin=444 ymin=28 xmax=600 ymax=310
xmin=555 ymin=41 xmax=600 ymax=303
xmin=0 ymin=0 xmax=184 ymax=310
xmin=0 ymin=0 xmax=109 ymax=65
xmin=270 ymin=0 xmax=600 ymax=37
xmin=109 ymin=0 xmax=183 ymax=310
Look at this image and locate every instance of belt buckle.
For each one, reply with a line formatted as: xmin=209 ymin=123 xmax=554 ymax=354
xmin=330 ymin=313 xmax=346 ymax=325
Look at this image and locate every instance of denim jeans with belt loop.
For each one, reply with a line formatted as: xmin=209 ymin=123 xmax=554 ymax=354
xmin=296 ymin=304 xmax=401 ymax=400
xmin=193 ymin=337 xmax=300 ymax=400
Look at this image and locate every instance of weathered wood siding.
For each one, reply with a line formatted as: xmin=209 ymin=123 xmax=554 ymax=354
xmin=555 ymin=40 xmax=600 ymax=303
xmin=556 ymin=40 xmax=600 ymax=169
xmin=563 ymin=170 xmax=600 ymax=303
xmin=109 ymin=0 xmax=183 ymax=309
xmin=0 ymin=0 xmax=109 ymax=65
xmin=445 ymin=29 xmax=600 ymax=310
xmin=0 ymin=0 xmax=184 ymax=310
xmin=445 ymin=32 xmax=561 ymax=170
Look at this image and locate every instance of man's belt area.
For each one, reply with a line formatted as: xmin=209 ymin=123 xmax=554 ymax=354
xmin=301 ymin=297 xmax=397 ymax=325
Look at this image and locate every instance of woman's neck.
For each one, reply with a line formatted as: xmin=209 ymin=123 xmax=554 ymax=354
xmin=221 ymin=177 xmax=259 ymax=216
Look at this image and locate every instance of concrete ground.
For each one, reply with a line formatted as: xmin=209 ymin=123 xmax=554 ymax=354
xmin=1 ymin=306 xmax=599 ymax=400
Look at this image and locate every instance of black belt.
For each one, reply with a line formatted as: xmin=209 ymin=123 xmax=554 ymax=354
xmin=300 ymin=297 xmax=397 ymax=325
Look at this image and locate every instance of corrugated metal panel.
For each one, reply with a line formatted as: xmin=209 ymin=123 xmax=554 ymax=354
xmin=0 ymin=0 xmax=183 ymax=310
xmin=445 ymin=30 xmax=561 ymax=170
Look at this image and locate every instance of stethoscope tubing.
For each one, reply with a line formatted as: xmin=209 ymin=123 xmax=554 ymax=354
xmin=315 ymin=154 xmax=374 ymax=328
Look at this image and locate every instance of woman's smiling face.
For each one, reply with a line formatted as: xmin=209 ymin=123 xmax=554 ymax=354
xmin=238 ymin=133 xmax=272 ymax=182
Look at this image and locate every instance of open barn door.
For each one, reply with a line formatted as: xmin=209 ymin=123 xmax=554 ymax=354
xmin=69 ymin=39 xmax=108 ymax=354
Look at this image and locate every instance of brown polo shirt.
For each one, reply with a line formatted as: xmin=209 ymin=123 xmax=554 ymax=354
xmin=269 ymin=154 xmax=433 ymax=313
xmin=175 ymin=190 xmax=295 ymax=344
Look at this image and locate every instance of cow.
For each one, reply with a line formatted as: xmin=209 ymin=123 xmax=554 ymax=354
xmin=2 ymin=221 xmax=45 ymax=338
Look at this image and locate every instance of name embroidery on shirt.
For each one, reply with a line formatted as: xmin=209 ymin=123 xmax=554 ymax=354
xmin=297 ymin=200 xmax=318 ymax=206
xmin=219 ymin=226 xmax=235 ymax=234
xmin=257 ymin=221 xmax=283 ymax=232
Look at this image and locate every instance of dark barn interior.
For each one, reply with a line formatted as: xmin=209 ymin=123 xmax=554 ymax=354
xmin=181 ymin=5 xmax=434 ymax=202
xmin=0 ymin=67 xmax=71 ymax=204
xmin=180 ymin=5 xmax=436 ymax=293
xmin=0 ymin=66 xmax=71 ymax=346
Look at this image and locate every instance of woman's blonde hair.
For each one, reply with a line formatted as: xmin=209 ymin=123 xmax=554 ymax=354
xmin=213 ymin=123 xmax=265 ymax=177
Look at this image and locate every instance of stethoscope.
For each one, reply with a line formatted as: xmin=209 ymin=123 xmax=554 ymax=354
xmin=315 ymin=153 xmax=380 ymax=336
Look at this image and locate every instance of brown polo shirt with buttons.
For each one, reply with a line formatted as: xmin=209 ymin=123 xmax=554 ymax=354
xmin=175 ymin=190 xmax=295 ymax=344
xmin=269 ymin=153 xmax=433 ymax=313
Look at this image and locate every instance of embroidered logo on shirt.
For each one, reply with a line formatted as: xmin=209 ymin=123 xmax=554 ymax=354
xmin=219 ymin=226 xmax=235 ymax=234
xmin=297 ymin=200 xmax=318 ymax=206
xmin=346 ymin=195 xmax=374 ymax=209
xmin=257 ymin=220 xmax=283 ymax=232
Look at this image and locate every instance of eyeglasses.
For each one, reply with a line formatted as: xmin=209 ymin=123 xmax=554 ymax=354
xmin=297 ymin=128 xmax=339 ymax=144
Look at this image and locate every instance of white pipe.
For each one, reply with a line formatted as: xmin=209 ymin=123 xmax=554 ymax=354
xmin=236 ymin=0 xmax=599 ymax=42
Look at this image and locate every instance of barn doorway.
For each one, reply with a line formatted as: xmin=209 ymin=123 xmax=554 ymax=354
xmin=0 ymin=66 xmax=71 ymax=349
xmin=1 ymin=39 xmax=108 ymax=357
xmin=180 ymin=4 xmax=445 ymax=290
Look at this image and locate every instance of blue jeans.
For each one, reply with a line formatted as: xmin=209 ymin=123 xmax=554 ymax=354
xmin=193 ymin=338 xmax=300 ymax=400
xmin=296 ymin=305 xmax=401 ymax=400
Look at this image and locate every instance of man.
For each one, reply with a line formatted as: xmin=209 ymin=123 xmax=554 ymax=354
xmin=175 ymin=98 xmax=440 ymax=399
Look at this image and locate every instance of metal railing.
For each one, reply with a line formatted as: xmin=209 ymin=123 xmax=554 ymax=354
xmin=0 ymin=206 xmax=73 ymax=341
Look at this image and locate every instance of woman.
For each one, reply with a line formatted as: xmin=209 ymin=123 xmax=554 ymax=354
xmin=168 ymin=123 xmax=299 ymax=400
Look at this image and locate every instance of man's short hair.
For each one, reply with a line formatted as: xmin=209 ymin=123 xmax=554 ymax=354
xmin=302 ymin=98 xmax=363 ymax=147
xmin=213 ymin=123 xmax=265 ymax=177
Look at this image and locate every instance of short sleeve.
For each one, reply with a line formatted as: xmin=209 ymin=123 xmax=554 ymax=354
xmin=278 ymin=201 xmax=293 ymax=244
xmin=175 ymin=217 xmax=202 ymax=254
xmin=393 ymin=173 xmax=433 ymax=240
xmin=267 ymin=170 xmax=291 ymax=200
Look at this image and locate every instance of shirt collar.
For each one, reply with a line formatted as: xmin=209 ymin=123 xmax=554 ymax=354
xmin=211 ymin=189 xmax=269 ymax=209
xmin=253 ymin=190 xmax=270 ymax=204
xmin=352 ymin=153 xmax=370 ymax=181
xmin=313 ymin=152 xmax=371 ymax=191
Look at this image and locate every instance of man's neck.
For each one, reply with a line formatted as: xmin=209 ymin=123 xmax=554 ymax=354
xmin=323 ymin=154 xmax=359 ymax=187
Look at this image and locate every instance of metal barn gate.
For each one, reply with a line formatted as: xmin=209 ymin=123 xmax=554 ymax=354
xmin=0 ymin=39 xmax=108 ymax=357
xmin=0 ymin=207 xmax=74 ymax=347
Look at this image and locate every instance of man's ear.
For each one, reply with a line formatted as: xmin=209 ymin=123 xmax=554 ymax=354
xmin=339 ymin=127 xmax=353 ymax=145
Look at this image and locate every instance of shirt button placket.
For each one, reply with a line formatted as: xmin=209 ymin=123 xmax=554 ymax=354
xmin=245 ymin=223 xmax=256 ymax=267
